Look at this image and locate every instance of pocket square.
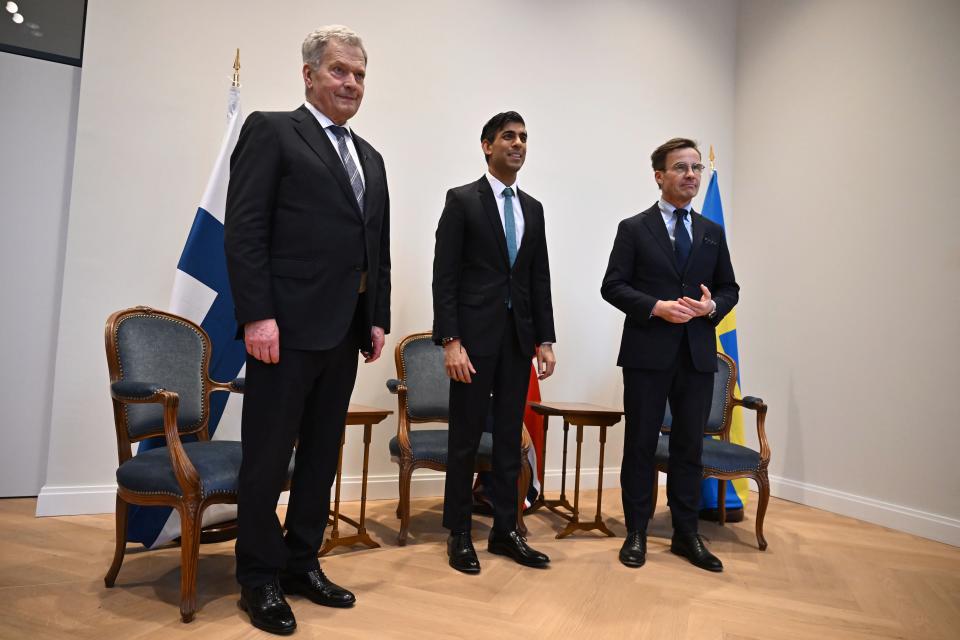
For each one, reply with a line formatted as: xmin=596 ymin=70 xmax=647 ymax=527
xmin=703 ymin=235 xmax=719 ymax=246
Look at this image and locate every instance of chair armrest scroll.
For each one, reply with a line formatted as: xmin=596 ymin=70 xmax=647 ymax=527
xmin=734 ymin=395 xmax=765 ymax=410
xmin=733 ymin=395 xmax=770 ymax=464
xmin=229 ymin=377 xmax=245 ymax=393
xmin=111 ymin=380 xmax=164 ymax=402
xmin=386 ymin=378 xmax=406 ymax=394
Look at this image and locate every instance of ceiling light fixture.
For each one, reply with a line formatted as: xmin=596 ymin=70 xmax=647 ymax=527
xmin=5 ymin=2 xmax=18 ymax=14
xmin=12 ymin=12 xmax=23 ymax=24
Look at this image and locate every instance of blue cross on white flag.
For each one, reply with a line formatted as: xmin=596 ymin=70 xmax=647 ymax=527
xmin=126 ymin=85 xmax=247 ymax=548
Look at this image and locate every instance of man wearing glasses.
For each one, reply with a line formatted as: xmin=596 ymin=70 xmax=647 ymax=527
xmin=600 ymin=138 xmax=739 ymax=572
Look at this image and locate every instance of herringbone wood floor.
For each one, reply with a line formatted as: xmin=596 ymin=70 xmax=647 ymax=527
xmin=1 ymin=490 xmax=957 ymax=639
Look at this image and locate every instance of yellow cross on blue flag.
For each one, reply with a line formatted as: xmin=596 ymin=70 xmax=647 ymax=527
xmin=700 ymin=166 xmax=749 ymax=511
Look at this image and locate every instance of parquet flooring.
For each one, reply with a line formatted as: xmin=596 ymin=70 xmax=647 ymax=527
xmin=1 ymin=490 xmax=957 ymax=639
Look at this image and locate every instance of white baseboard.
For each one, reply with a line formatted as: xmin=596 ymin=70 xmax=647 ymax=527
xmin=35 ymin=467 xmax=623 ymax=516
xmin=769 ymin=474 xmax=960 ymax=547
xmin=36 ymin=484 xmax=119 ymax=516
xmin=38 ymin=472 xmax=958 ymax=548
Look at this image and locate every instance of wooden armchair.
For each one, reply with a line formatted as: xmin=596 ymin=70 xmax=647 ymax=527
xmin=652 ymin=352 xmax=771 ymax=549
xmin=386 ymin=332 xmax=532 ymax=545
xmin=103 ymin=306 xmax=270 ymax=622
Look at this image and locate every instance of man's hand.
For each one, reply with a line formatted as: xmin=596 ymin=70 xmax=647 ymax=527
xmin=363 ymin=326 xmax=386 ymax=363
xmin=536 ymin=344 xmax=556 ymax=380
xmin=244 ymin=318 xmax=280 ymax=364
xmin=679 ymin=284 xmax=715 ymax=318
xmin=653 ymin=300 xmax=696 ymax=324
xmin=444 ymin=339 xmax=476 ymax=383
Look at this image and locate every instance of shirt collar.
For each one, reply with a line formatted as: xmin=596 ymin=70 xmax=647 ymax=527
xmin=486 ymin=171 xmax=518 ymax=198
xmin=658 ymin=198 xmax=693 ymax=217
xmin=303 ymin=101 xmax=352 ymax=136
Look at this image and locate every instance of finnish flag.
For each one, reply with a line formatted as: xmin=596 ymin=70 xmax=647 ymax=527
xmin=127 ymin=86 xmax=247 ymax=548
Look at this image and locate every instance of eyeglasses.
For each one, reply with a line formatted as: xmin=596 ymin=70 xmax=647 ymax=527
xmin=668 ymin=162 xmax=706 ymax=175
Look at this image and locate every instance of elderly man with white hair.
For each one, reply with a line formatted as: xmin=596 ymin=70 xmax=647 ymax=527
xmin=225 ymin=24 xmax=391 ymax=635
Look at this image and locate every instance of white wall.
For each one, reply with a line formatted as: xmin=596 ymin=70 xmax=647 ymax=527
xmin=734 ymin=0 xmax=960 ymax=543
xmin=0 ymin=52 xmax=79 ymax=497
xmin=38 ymin=0 xmax=738 ymax=515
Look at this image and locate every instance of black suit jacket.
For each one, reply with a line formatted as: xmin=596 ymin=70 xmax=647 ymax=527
xmin=224 ymin=106 xmax=390 ymax=351
xmin=601 ymin=202 xmax=738 ymax=372
xmin=432 ymin=177 xmax=555 ymax=357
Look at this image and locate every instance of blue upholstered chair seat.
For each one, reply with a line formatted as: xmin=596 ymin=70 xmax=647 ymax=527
xmin=117 ymin=441 xmax=294 ymax=499
xmin=389 ymin=430 xmax=493 ymax=466
xmin=655 ymin=435 xmax=760 ymax=473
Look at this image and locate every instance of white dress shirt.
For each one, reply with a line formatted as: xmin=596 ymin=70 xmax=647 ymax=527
xmin=303 ymin=102 xmax=366 ymax=187
xmin=485 ymin=172 xmax=524 ymax=249
xmin=658 ymin=198 xmax=693 ymax=247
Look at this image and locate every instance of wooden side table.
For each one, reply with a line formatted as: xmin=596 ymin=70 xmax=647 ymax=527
xmin=319 ymin=404 xmax=392 ymax=556
xmin=527 ymin=402 xmax=623 ymax=539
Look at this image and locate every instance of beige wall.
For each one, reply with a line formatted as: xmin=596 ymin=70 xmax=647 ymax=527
xmin=39 ymin=0 xmax=738 ymax=513
xmin=734 ymin=0 xmax=960 ymax=541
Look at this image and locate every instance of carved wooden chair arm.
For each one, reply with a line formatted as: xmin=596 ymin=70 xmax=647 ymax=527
xmin=732 ymin=395 xmax=770 ymax=463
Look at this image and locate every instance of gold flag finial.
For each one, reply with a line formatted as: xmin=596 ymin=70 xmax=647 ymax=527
xmin=709 ymin=145 xmax=716 ymax=171
xmin=232 ymin=48 xmax=241 ymax=87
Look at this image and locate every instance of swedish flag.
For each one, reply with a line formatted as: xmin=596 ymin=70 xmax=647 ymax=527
xmin=699 ymin=161 xmax=749 ymax=512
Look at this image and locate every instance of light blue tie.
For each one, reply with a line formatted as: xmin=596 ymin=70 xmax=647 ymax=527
xmin=502 ymin=186 xmax=518 ymax=267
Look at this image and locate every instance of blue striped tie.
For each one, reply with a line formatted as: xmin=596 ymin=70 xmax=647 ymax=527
xmin=328 ymin=125 xmax=365 ymax=211
xmin=674 ymin=208 xmax=691 ymax=270
xmin=502 ymin=186 xmax=518 ymax=267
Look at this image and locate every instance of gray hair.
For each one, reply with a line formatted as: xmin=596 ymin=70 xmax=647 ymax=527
xmin=302 ymin=25 xmax=367 ymax=67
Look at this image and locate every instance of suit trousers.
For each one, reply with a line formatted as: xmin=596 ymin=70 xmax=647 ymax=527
xmin=442 ymin=312 xmax=530 ymax=534
xmin=235 ymin=305 xmax=362 ymax=588
xmin=621 ymin=338 xmax=714 ymax=534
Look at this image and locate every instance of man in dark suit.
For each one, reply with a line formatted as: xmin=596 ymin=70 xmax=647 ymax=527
xmin=432 ymin=111 xmax=556 ymax=574
xmin=601 ymin=138 xmax=738 ymax=573
xmin=224 ymin=25 xmax=390 ymax=634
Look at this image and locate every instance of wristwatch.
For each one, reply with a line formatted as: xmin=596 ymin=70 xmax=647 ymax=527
xmin=441 ymin=337 xmax=458 ymax=346
xmin=707 ymin=300 xmax=718 ymax=319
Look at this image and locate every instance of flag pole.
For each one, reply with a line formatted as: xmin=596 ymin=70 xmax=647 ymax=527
xmin=232 ymin=48 xmax=241 ymax=88
xmin=709 ymin=144 xmax=716 ymax=171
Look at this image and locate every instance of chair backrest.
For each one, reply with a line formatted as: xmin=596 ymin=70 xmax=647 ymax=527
xmin=396 ymin=333 xmax=450 ymax=421
xmin=662 ymin=352 xmax=736 ymax=436
xmin=105 ymin=307 xmax=210 ymax=442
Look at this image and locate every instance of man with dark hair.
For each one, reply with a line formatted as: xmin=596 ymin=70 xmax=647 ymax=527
xmin=601 ymin=137 xmax=738 ymax=572
xmin=225 ymin=25 xmax=390 ymax=634
xmin=433 ymin=111 xmax=556 ymax=574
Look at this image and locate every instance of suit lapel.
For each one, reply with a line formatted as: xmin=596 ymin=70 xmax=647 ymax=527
xmin=683 ymin=210 xmax=707 ymax=276
xmin=291 ymin=106 xmax=364 ymax=219
xmin=477 ymin=177 xmax=510 ymax=268
xmin=513 ymin=190 xmax=537 ymax=270
xmin=642 ymin=203 xmax=681 ymax=277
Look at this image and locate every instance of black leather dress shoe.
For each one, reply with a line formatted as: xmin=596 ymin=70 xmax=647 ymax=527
xmin=238 ymin=580 xmax=296 ymax=635
xmin=488 ymin=530 xmax=550 ymax=568
xmin=447 ymin=532 xmax=481 ymax=574
xmin=671 ymin=532 xmax=723 ymax=572
xmin=279 ymin=568 xmax=356 ymax=607
xmin=619 ymin=530 xmax=647 ymax=568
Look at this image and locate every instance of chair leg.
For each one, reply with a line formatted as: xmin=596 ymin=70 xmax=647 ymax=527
xmin=754 ymin=471 xmax=770 ymax=551
xmin=104 ymin=494 xmax=128 ymax=588
xmin=517 ymin=456 xmax=531 ymax=537
xmin=178 ymin=502 xmax=203 ymax=623
xmin=397 ymin=463 xmax=413 ymax=546
xmin=718 ymin=478 xmax=727 ymax=526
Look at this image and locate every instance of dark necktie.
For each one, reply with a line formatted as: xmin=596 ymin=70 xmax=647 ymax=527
xmin=674 ymin=208 xmax=691 ymax=270
xmin=502 ymin=187 xmax=518 ymax=267
xmin=327 ymin=125 xmax=365 ymax=211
